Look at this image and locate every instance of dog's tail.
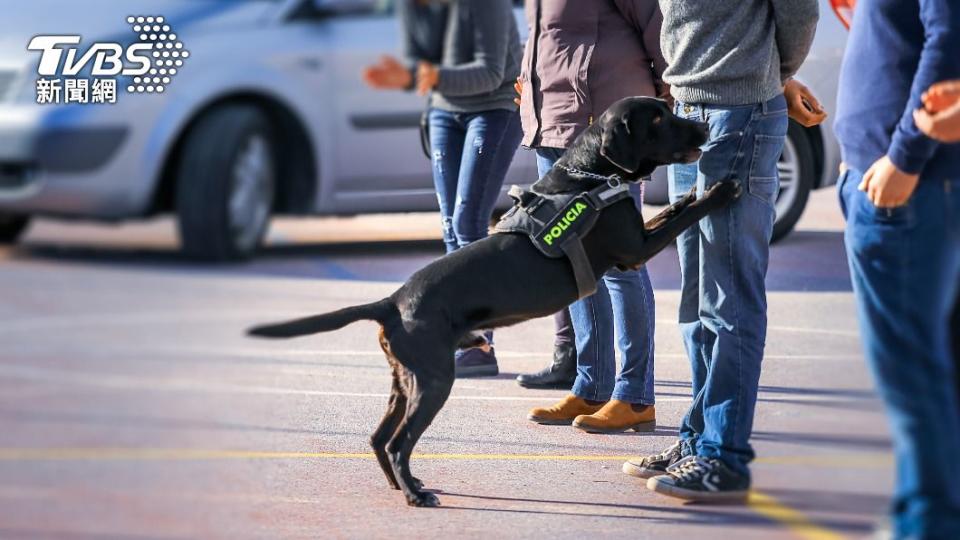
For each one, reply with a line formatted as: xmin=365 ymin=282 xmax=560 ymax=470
xmin=247 ymin=299 xmax=393 ymax=339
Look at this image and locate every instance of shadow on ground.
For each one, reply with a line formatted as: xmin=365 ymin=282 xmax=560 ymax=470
xmin=15 ymin=231 xmax=851 ymax=292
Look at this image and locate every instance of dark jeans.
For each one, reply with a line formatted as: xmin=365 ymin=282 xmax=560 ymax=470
xmin=428 ymin=108 xmax=523 ymax=253
xmin=537 ymin=147 xmax=656 ymax=405
xmin=669 ymin=95 xmax=788 ymax=476
xmin=839 ymin=169 xmax=960 ymax=539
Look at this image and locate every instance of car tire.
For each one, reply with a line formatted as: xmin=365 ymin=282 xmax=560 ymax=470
xmin=772 ymin=121 xmax=816 ymax=243
xmin=0 ymin=215 xmax=30 ymax=244
xmin=176 ymin=105 xmax=277 ymax=261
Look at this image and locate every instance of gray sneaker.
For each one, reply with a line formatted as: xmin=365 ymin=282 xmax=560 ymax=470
xmin=622 ymin=440 xmax=686 ymax=479
xmin=454 ymin=347 xmax=498 ymax=378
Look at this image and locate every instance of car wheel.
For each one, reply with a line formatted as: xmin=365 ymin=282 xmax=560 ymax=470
xmin=176 ymin=105 xmax=276 ymax=261
xmin=771 ymin=121 xmax=816 ymax=243
xmin=0 ymin=214 xmax=30 ymax=244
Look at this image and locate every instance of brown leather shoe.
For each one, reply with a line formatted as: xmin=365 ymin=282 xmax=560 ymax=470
xmin=572 ymin=400 xmax=656 ymax=434
xmin=528 ymin=395 xmax=606 ymax=425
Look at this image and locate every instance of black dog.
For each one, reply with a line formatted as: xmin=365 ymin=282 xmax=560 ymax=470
xmin=248 ymin=97 xmax=738 ymax=507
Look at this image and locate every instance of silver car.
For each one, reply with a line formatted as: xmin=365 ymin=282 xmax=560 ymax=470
xmin=0 ymin=0 xmax=843 ymax=259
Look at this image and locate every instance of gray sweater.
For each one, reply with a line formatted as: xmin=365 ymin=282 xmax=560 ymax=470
xmin=398 ymin=0 xmax=522 ymax=113
xmin=657 ymin=0 xmax=819 ymax=105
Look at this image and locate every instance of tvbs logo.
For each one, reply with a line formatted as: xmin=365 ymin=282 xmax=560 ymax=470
xmin=28 ymin=16 xmax=189 ymax=105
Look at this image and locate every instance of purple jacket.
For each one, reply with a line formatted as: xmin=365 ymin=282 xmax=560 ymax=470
xmin=519 ymin=0 xmax=668 ymax=149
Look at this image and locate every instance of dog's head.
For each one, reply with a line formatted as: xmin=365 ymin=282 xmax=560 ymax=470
xmin=597 ymin=97 xmax=708 ymax=179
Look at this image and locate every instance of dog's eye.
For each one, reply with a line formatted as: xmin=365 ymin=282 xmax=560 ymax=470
xmin=652 ymin=115 xmax=662 ymax=125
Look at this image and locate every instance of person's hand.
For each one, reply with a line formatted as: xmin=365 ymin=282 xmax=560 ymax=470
xmin=923 ymin=80 xmax=960 ymax=113
xmin=913 ymin=80 xmax=960 ymax=143
xmin=784 ymin=79 xmax=827 ymax=127
xmin=416 ymin=62 xmax=439 ymax=95
xmin=514 ymin=77 xmax=522 ymax=106
xmin=858 ymin=155 xmax=920 ymax=208
xmin=362 ymin=55 xmax=412 ymax=90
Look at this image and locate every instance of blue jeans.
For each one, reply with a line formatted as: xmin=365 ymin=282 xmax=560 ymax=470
xmin=839 ymin=169 xmax=960 ymax=539
xmin=669 ymin=95 xmax=787 ymax=476
xmin=537 ymin=147 xmax=656 ymax=405
xmin=429 ymin=108 xmax=523 ymax=254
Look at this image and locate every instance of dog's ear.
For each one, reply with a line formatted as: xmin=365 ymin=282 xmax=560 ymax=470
xmin=600 ymin=115 xmax=643 ymax=173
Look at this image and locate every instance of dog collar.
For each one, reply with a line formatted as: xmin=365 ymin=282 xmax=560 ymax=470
xmin=556 ymin=164 xmax=623 ymax=187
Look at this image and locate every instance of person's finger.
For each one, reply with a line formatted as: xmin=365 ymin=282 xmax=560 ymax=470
xmin=858 ymin=166 xmax=873 ymax=192
xmin=514 ymin=97 xmax=521 ymax=106
xmin=800 ymin=90 xmax=824 ymax=113
xmin=929 ymin=80 xmax=960 ymax=96
xmin=914 ymin=108 xmax=937 ymax=137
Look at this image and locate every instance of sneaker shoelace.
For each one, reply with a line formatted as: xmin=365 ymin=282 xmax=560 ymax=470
xmin=670 ymin=456 xmax=711 ymax=483
xmin=653 ymin=441 xmax=683 ymax=462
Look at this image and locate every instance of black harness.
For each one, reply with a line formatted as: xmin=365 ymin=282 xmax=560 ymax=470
xmin=494 ymin=177 xmax=633 ymax=299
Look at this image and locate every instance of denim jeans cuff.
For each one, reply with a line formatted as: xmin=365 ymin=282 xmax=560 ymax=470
xmin=571 ymin=380 xmax=611 ymax=402
xmin=611 ymin=390 xmax=654 ymax=406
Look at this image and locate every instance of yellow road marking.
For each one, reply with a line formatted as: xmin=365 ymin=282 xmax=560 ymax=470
xmin=0 ymin=448 xmax=890 ymax=469
xmin=0 ymin=448 xmax=864 ymax=539
xmin=748 ymin=491 xmax=846 ymax=540
xmin=0 ymin=448 xmax=634 ymax=461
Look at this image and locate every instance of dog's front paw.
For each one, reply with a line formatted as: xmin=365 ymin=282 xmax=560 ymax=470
xmin=708 ymin=180 xmax=742 ymax=201
xmin=407 ymin=491 xmax=440 ymax=508
xmin=412 ymin=476 xmax=424 ymax=490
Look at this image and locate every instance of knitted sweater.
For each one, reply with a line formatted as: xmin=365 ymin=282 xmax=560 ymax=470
xmin=657 ymin=0 xmax=819 ymax=105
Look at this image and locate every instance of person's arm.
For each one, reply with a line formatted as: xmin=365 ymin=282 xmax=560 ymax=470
xmin=434 ymin=0 xmax=512 ymax=96
xmin=613 ymin=0 xmax=669 ymax=100
xmin=887 ymin=1 xmax=960 ymax=174
xmin=396 ymin=0 xmax=422 ymax=88
xmin=769 ymin=0 xmax=819 ymax=83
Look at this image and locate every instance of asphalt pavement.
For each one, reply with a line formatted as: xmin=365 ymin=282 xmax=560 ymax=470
xmin=0 ymin=189 xmax=891 ymax=539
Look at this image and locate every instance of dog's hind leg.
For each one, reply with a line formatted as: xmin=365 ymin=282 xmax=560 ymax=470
xmin=387 ymin=364 xmax=454 ymax=507
xmin=371 ymin=327 xmax=425 ymax=491
xmin=370 ymin=370 xmax=407 ymax=490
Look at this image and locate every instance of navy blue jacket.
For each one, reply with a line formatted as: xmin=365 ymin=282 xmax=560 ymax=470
xmin=834 ymin=0 xmax=960 ymax=180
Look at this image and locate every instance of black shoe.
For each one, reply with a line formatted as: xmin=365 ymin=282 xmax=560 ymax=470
xmin=516 ymin=343 xmax=577 ymax=389
xmin=646 ymin=456 xmax=750 ymax=503
xmin=622 ymin=440 xmax=686 ymax=479
xmin=454 ymin=347 xmax=498 ymax=378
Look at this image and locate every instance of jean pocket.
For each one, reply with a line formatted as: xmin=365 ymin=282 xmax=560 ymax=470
xmin=749 ymin=134 xmax=785 ymax=181
xmin=745 ymin=134 xmax=785 ymax=207
xmin=747 ymin=176 xmax=779 ymax=207
xmin=853 ymin=190 xmax=914 ymax=227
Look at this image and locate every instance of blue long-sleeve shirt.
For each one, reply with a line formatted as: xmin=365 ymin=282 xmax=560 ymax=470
xmin=834 ymin=0 xmax=960 ymax=180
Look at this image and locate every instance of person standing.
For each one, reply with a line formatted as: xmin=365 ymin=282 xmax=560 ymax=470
xmin=622 ymin=0 xmax=824 ymax=502
xmin=363 ymin=0 xmax=524 ymax=378
xmin=915 ymin=80 xmax=960 ymax=409
xmin=833 ymin=2 xmax=960 ymax=536
xmin=516 ymin=0 xmax=667 ymax=434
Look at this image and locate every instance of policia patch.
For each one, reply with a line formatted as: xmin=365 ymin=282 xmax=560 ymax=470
xmin=494 ymin=180 xmax=634 ymax=298
xmin=538 ymin=196 xmax=595 ymax=249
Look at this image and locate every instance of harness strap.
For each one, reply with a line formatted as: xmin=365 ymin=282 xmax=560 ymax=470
xmin=560 ymin=234 xmax=598 ymax=298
